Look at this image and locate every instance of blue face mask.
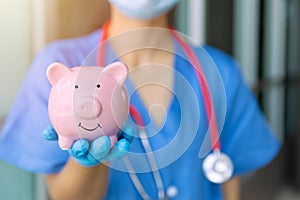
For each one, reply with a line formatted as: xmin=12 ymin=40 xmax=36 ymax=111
xmin=109 ymin=0 xmax=180 ymax=20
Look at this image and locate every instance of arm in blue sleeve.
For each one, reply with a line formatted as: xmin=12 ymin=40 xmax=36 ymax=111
xmin=0 ymin=43 xmax=72 ymax=173
xmin=204 ymin=46 xmax=281 ymax=175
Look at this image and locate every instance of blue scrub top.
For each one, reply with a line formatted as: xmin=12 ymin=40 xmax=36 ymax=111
xmin=0 ymin=29 xmax=280 ymax=200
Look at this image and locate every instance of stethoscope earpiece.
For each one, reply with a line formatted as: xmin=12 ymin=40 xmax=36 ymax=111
xmin=202 ymin=151 xmax=234 ymax=184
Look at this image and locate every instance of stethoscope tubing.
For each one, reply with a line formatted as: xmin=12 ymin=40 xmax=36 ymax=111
xmin=97 ymin=21 xmax=229 ymax=198
xmin=169 ymin=28 xmax=221 ymax=151
xmin=98 ymin=22 xmax=222 ymax=152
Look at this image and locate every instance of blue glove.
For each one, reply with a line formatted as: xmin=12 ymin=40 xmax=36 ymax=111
xmin=42 ymin=124 xmax=134 ymax=167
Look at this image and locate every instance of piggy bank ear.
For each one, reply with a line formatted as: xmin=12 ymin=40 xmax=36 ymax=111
xmin=103 ymin=62 xmax=128 ymax=84
xmin=46 ymin=62 xmax=70 ymax=86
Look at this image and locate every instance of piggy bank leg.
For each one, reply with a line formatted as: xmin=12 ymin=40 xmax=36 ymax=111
xmin=59 ymin=137 xmax=74 ymax=150
xmin=109 ymin=135 xmax=118 ymax=147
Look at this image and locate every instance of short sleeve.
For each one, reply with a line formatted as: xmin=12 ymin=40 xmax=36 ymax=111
xmin=0 ymin=43 xmax=72 ymax=173
xmin=0 ymin=29 xmax=101 ymax=173
xmin=204 ymin=46 xmax=280 ymax=175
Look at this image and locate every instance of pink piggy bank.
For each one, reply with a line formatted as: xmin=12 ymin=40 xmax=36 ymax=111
xmin=46 ymin=62 xmax=129 ymax=150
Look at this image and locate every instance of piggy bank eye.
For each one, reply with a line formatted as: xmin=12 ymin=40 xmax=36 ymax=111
xmin=96 ymin=84 xmax=101 ymax=88
xmin=75 ymin=85 xmax=79 ymax=89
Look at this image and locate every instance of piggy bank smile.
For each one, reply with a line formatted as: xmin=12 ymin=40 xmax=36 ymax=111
xmin=78 ymin=122 xmax=103 ymax=132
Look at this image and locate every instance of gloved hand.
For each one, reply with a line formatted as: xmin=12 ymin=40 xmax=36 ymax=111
xmin=42 ymin=124 xmax=134 ymax=167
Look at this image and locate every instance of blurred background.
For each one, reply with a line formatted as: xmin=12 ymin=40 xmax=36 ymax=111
xmin=0 ymin=0 xmax=299 ymax=199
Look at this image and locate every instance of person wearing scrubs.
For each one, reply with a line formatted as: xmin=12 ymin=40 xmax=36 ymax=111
xmin=0 ymin=0 xmax=280 ymax=199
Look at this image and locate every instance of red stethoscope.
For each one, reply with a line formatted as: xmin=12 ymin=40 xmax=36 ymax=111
xmin=98 ymin=22 xmax=233 ymax=199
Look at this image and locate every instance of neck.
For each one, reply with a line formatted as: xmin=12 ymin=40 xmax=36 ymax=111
xmin=103 ymin=6 xmax=174 ymax=70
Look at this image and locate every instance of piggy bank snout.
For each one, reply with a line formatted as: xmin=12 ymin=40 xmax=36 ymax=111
xmin=74 ymin=97 xmax=102 ymax=119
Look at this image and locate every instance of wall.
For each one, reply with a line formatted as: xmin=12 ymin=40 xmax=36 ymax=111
xmin=0 ymin=1 xmax=110 ymax=199
xmin=32 ymin=0 xmax=110 ymax=53
xmin=0 ymin=0 xmax=32 ymax=117
xmin=0 ymin=0 xmax=34 ymax=199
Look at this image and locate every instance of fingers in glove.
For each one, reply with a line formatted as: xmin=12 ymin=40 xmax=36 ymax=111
xmin=68 ymin=139 xmax=89 ymax=158
xmin=86 ymin=136 xmax=111 ymax=161
xmin=42 ymin=124 xmax=58 ymax=141
xmin=104 ymin=139 xmax=130 ymax=161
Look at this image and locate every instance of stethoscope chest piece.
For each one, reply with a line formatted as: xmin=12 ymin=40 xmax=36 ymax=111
xmin=202 ymin=151 xmax=234 ymax=184
xmin=166 ymin=185 xmax=178 ymax=198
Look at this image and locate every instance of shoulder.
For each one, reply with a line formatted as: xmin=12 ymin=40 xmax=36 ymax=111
xmin=194 ymin=45 xmax=242 ymax=81
xmin=191 ymin=45 xmax=245 ymax=99
xmin=35 ymin=29 xmax=101 ymax=67
xmin=201 ymin=45 xmax=234 ymax=64
xmin=22 ymin=29 xmax=101 ymax=91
